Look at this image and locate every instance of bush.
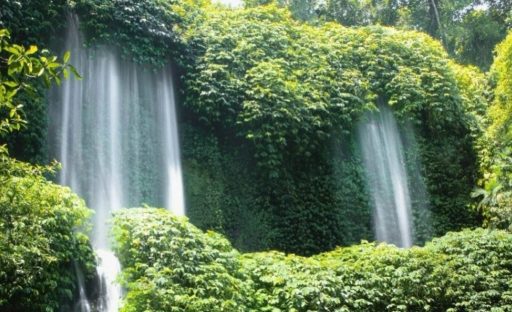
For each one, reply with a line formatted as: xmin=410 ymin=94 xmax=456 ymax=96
xmin=0 ymin=158 xmax=96 ymax=311
xmin=113 ymin=208 xmax=251 ymax=311
xmin=477 ymin=31 xmax=512 ymax=230
xmin=114 ymin=208 xmax=512 ymax=312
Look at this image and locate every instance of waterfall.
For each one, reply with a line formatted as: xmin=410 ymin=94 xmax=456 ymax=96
xmin=357 ymin=103 xmax=417 ymax=247
xmin=49 ymin=15 xmax=185 ymax=311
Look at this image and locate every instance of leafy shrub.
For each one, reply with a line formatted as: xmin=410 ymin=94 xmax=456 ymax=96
xmin=0 ymin=158 xmax=96 ymax=311
xmin=477 ymin=31 xmax=512 ymax=230
xmin=113 ymin=208 xmax=251 ymax=311
xmin=114 ymin=208 xmax=512 ymax=312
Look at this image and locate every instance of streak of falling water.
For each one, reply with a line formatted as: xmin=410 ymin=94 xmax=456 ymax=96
xmin=159 ymin=72 xmax=186 ymax=216
xmin=74 ymin=262 xmax=91 ymax=312
xmin=357 ymin=103 xmax=414 ymax=247
xmin=49 ymin=15 xmax=185 ymax=311
xmin=96 ymin=249 xmax=122 ymax=312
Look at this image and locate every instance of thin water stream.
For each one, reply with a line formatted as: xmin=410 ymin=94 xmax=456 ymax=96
xmin=357 ymin=103 xmax=421 ymax=247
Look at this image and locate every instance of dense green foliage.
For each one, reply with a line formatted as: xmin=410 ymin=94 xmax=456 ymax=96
xmin=477 ymin=31 xmax=512 ymax=230
xmin=73 ymin=0 xmax=205 ymax=66
xmin=113 ymin=208 xmax=249 ymax=311
xmin=0 ymin=0 xmax=68 ymax=46
xmin=249 ymin=0 xmax=511 ymax=70
xmin=0 ymin=1 xmax=70 ymax=163
xmin=181 ymin=5 xmax=480 ymax=252
xmin=0 ymin=0 xmax=484 ymax=255
xmin=181 ymin=124 xmax=276 ymax=251
xmin=0 ymin=158 xmax=96 ymax=311
xmin=0 ymin=28 xmax=78 ymax=154
xmin=114 ymin=208 xmax=512 ymax=312
xmin=0 ymin=0 xmax=510 ymax=310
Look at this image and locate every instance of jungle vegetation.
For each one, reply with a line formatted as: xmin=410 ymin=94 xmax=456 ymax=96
xmin=0 ymin=0 xmax=511 ymax=310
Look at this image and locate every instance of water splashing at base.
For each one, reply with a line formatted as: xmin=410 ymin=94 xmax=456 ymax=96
xmin=96 ymin=250 xmax=122 ymax=312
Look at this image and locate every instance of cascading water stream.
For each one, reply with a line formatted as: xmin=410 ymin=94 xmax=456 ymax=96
xmin=357 ymin=103 xmax=417 ymax=247
xmin=49 ymin=15 xmax=185 ymax=311
xmin=74 ymin=262 xmax=91 ymax=312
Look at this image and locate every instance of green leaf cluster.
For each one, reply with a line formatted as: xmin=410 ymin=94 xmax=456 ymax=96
xmin=0 ymin=0 xmax=68 ymax=46
xmin=477 ymin=31 xmax=512 ymax=230
xmin=0 ymin=157 xmax=96 ymax=311
xmin=113 ymin=208 xmax=512 ymax=312
xmin=0 ymin=28 xmax=79 ymax=156
xmin=182 ymin=4 xmax=480 ymax=248
xmin=113 ymin=208 xmax=250 ymax=312
xmin=0 ymin=0 xmax=72 ymax=164
xmin=73 ymin=0 xmax=206 ymax=66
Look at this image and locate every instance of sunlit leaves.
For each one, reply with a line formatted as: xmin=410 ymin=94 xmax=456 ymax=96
xmin=184 ymin=5 xmax=475 ymax=182
xmin=0 ymin=157 xmax=95 ymax=311
xmin=0 ymin=29 xmax=78 ymax=153
xmin=114 ymin=208 xmax=512 ymax=312
xmin=478 ymin=31 xmax=512 ymax=230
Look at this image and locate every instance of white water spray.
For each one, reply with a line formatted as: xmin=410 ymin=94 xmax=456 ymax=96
xmin=50 ymin=15 xmax=185 ymax=311
xmin=96 ymin=249 xmax=122 ymax=312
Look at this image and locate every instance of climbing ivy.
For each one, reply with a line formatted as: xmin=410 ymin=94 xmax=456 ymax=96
xmin=0 ymin=0 xmax=68 ymax=46
xmin=0 ymin=0 xmax=484 ymax=254
xmin=182 ymin=5 xmax=480 ymax=251
xmin=73 ymin=0 xmax=206 ymax=66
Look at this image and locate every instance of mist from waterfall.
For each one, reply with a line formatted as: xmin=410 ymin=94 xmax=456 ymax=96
xmin=49 ymin=15 xmax=185 ymax=311
xmin=357 ymin=103 xmax=421 ymax=248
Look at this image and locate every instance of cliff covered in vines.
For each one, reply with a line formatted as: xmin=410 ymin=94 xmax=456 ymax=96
xmin=180 ymin=5 xmax=483 ymax=253
xmin=2 ymin=0 xmax=485 ymax=255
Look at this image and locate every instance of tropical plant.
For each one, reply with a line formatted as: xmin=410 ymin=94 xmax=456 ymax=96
xmin=478 ymin=31 xmax=512 ymax=230
xmin=114 ymin=208 xmax=512 ymax=312
xmin=0 ymin=28 xmax=79 ymax=154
